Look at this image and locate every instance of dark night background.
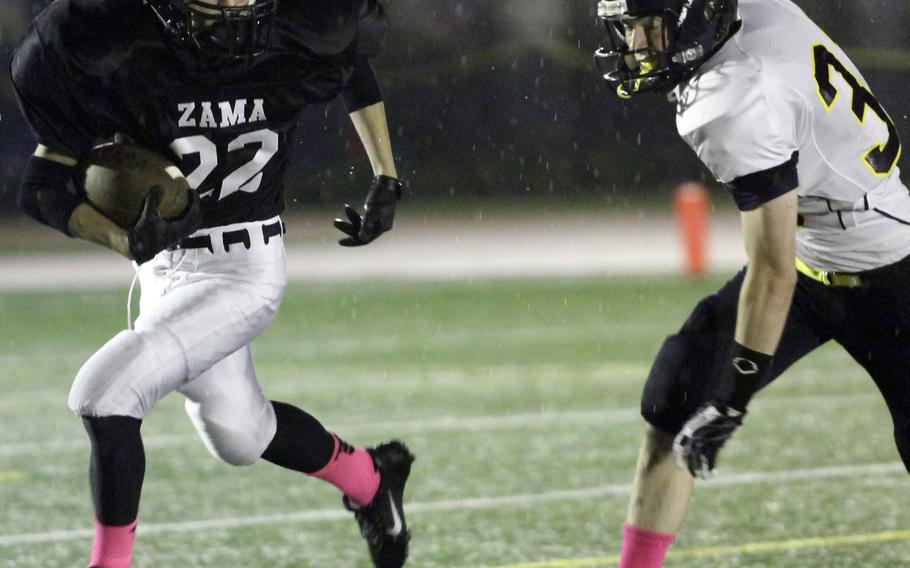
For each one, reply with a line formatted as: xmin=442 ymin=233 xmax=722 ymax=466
xmin=1 ymin=0 xmax=908 ymax=215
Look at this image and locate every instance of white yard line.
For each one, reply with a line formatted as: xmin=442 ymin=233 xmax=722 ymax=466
xmin=0 ymin=461 xmax=903 ymax=546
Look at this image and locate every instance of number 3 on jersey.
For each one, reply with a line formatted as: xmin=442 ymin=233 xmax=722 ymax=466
xmin=170 ymin=129 xmax=279 ymax=199
xmin=812 ymin=44 xmax=902 ymax=177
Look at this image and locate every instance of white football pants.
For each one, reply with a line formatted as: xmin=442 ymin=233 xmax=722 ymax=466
xmin=68 ymin=216 xmax=287 ymax=465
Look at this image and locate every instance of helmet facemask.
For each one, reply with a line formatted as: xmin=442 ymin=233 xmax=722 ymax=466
xmin=595 ymin=0 xmax=739 ymax=98
xmin=147 ymin=0 xmax=279 ymax=64
xmin=185 ymin=0 xmax=277 ymax=60
xmin=596 ymin=9 xmax=676 ymax=98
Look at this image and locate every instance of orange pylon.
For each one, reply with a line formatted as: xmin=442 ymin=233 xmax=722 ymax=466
xmin=674 ymin=182 xmax=710 ymax=276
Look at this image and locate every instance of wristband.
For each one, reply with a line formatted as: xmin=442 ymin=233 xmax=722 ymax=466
xmin=719 ymin=341 xmax=773 ymax=410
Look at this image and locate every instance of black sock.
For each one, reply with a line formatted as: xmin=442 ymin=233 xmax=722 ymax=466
xmin=261 ymin=401 xmax=336 ymax=474
xmin=82 ymin=416 xmax=145 ymax=526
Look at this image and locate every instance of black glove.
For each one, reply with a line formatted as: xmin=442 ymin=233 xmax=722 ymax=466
xmin=334 ymin=175 xmax=402 ymax=247
xmin=673 ymin=402 xmax=745 ymax=479
xmin=128 ymin=187 xmax=204 ymax=264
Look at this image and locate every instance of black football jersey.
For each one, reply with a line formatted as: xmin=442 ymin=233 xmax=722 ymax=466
xmin=10 ymin=0 xmax=386 ymax=228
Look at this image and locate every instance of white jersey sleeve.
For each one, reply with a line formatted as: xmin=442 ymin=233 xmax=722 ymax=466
xmin=676 ymin=57 xmax=804 ymax=188
xmin=675 ymin=0 xmax=910 ymax=272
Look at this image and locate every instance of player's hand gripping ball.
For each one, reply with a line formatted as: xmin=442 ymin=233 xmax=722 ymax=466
xmin=73 ymin=143 xmax=204 ymax=263
xmin=334 ymin=175 xmax=402 ymax=246
xmin=673 ymin=402 xmax=745 ymax=480
xmin=128 ymin=188 xmax=204 ymax=264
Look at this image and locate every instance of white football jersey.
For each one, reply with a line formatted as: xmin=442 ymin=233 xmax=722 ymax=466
xmin=676 ymin=0 xmax=910 ymax=272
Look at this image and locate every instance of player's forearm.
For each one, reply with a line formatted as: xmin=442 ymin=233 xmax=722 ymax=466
xmin=734 ymin=190 xmax=798 ymax=354
xmin=67 ymin=202 xmax=132 ymax=259
xmin=734 ymin=261 xmax=796 ymax=353
xmin=722 ymin=253 xmax=795 ymax=410
xmin=349 ymin=102 xmax=398 ymax=178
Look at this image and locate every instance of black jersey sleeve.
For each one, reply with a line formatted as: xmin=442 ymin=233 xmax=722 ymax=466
xmin=10 ymin=22 xmax=98 ymax=158
xmin=343 ymin=58 xmax=383 ymax=112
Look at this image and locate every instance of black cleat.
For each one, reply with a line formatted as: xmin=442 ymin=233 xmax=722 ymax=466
xmin=343 ymin=440 xmax=415 ymax=568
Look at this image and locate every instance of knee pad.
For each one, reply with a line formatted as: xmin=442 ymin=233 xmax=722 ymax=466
xmin=185 ymin=397 xmax=277 ymax=466
xmin=641 ymin=299 xmax=726 ymax=433
xmin=69 ymin=329 xmax=186 ymax=419
xmin=641 ymin=334 xmax=697 ymax=433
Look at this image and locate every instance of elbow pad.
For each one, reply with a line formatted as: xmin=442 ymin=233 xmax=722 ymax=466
xmin=18 ymin=155 xmax=84 ymax=236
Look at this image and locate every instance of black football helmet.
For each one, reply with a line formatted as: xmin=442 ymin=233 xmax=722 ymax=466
xmin=144 ymin=0 xmax=279 ymax=62
xmin=595 ymin=0 xmax=739 ymax=98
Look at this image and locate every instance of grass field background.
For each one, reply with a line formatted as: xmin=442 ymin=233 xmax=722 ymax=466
xmin=1 ymin=275 xmax=908 ymax=567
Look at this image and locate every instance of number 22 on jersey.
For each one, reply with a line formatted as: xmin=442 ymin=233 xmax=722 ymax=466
xmin=812 ymin=43 xmax=902 ymax=177
xmin=170 ymin=129 xmax=279 ymax=200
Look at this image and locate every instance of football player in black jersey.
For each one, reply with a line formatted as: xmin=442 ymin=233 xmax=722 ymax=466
xmin=11 ymin=1 xmax=413 ymax=566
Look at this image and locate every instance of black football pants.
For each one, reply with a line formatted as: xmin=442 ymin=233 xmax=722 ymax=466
xmin=640 ymin=253 xmax=910 ymax=472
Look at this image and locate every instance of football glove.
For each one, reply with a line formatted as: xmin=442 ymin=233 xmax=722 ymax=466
xmin=128 ymin=187 xmax=203 ymax=264
xmin=673 ymin=402 xmax=745 ymax=480
xmin=334 ymin=175 xmax=402 ymax=247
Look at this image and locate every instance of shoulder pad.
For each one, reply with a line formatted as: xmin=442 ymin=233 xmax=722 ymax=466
xmin=676 ymin=59 xmax=763 ymax=140
xmin=282 ymin=0 xmax=388 ymax=57
xmin=41 ymin=0 xmax=159 ymax=78
xmin=677 ymin=59 xmax=804 ymax=183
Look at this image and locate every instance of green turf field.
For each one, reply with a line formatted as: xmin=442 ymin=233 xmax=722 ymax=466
xmin=0 ymin=275 xmax=907 ymax=567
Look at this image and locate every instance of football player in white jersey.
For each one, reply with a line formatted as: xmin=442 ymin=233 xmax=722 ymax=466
xmin=595 ymin=0 xmax=909 ymax=565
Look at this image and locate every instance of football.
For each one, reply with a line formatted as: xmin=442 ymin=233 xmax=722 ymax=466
xmin=72 ymin=143 xmax=191 ymax=229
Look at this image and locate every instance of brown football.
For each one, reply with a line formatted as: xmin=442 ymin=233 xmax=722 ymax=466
xmin=72 ymin=143 xmax=191 ymax=229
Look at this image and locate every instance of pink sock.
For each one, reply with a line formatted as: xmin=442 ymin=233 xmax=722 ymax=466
xmin=618 ymin=523 xmax=675 ymax=568
xmin=90 ymin=517 xmax=137 ymax=568
xmin=310 ymin=434 xmax=380 ymax=507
